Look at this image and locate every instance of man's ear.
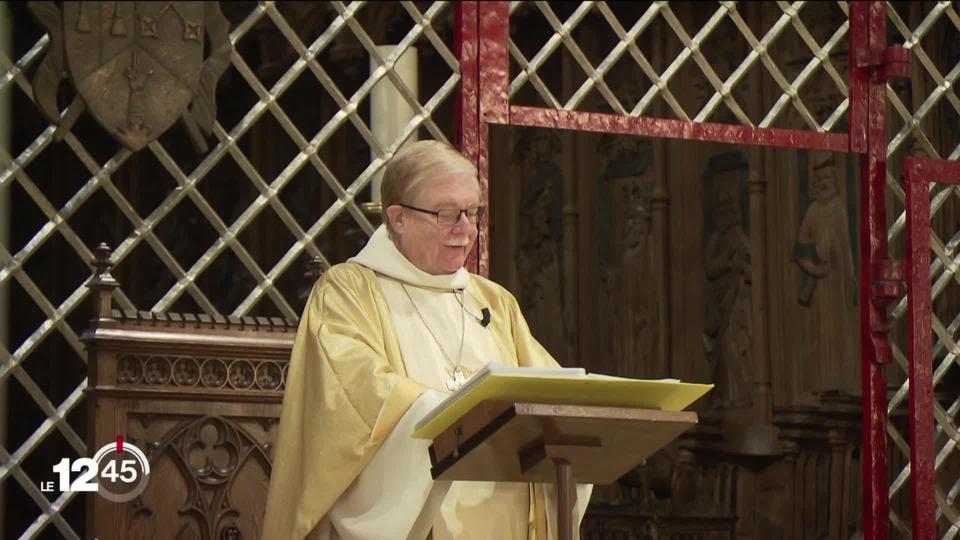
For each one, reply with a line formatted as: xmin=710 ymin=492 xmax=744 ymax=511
xmin=385 ymin=205 xmax=404 ymax=233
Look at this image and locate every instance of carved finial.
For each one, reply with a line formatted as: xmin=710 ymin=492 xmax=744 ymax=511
xmin=89 ymin=242 xmax=119 ymax=324
xmin=94 ymin=242 xmax=113 ymax=276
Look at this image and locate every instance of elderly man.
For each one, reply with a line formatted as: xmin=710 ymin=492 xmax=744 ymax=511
xmin=263 ymin=140 xmax=591 ymax=539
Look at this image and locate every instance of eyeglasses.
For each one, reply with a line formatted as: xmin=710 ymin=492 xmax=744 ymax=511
xmin=398 ymin=204 xmax=485 ymax=225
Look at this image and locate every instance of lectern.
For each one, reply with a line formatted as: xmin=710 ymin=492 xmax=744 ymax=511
xmin=427 ymin=400 xmax=699 ymax=540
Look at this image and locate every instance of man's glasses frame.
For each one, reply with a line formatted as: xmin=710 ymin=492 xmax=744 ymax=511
xmin=397 ymin=204 xmax=485 ymax=225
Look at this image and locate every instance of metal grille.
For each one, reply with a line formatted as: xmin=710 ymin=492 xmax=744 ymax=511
xmin=0 ymin=2 xmax=458 ymax=537
xmin=886 ymin=1 xmax=960 ymax=537
xmin=507 ymin=1 xmax=851 ymax=132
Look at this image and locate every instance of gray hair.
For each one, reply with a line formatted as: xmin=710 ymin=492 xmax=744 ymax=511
xmin=381 ymin=140 xmax=478 ymax=212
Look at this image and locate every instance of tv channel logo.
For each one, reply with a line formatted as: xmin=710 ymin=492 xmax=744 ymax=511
xmin=41 ymin=435 xmax=151 ymax=502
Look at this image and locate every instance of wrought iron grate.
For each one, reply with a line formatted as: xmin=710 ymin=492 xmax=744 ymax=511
xmin=886 ymin=1 xmax=960 ymax=537
xmin=0 ymin=2 xmax=459 ymax=537
xmin=506 ymin=1 xmax=850 ymax=132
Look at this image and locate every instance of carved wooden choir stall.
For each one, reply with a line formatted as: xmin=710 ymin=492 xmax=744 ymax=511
xmin=84 ymin=244 xmax=297 ymax=540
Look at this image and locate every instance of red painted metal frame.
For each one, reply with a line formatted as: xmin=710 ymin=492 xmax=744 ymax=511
xmin=457 ymin=0 xmax=501 ymax=276
xmin=456 ymin=1 xmax=486 ymax=275
xmin=906 ymin=157 xmax=960 ymax=185
xmin=475 ymin=2 xmax=854 ymax=153
xmin=455 ymin=2 xmax=480 ymax=178
xmin=854 ymin=3 xmax=898 ymax=539
xmin=478 ymin=2 xmax=509 ymax=125
xmin=849 ymin=2 xmax=869 ymax=154
xmin=904 ymin=157 xmax=960 ymax=539
xmin=509 ymin=106 xmax=849 ymax=151
xmin=455 ymin=2 xmax=907 ymax=538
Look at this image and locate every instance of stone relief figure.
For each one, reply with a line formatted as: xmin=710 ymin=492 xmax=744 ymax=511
xmin=608 ymin=184 xmax=657 ymax=379
xmin=702 ymin=154 xmax=753 ymax=409
xmin=596 ymin=135 xmax=658 ymax=378
xmin=793 ymin=154 xmax=859 ymax=395
xmin=512 ymin=131 xmax=569 ymax=358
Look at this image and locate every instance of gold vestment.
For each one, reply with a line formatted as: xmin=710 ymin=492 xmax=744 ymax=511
xmin=262 ymin=262 xmax=565 ymax=539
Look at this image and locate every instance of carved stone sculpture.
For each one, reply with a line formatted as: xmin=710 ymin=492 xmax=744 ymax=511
xmin=793 ymin=154 xmax=859 ymax=395
xmin=513 ymin=132 xmax=569 ymax=358
xmin=30 ymin=1 xmax=232 ymax=152
xmin=596 ymin=136 xmax=658 ymax=377
xmin=702 ymin=156 xmax=753 ymax=409
xmin=605 ymin=181 xmax=658 ymax=379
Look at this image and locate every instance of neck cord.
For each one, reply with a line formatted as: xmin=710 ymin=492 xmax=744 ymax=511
xmin=400 ymin=283 xmax=466 ymax=387
xmin=453 ymin=289 xmax=485 ymax=324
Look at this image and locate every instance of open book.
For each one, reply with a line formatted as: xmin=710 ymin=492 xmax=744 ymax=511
xmin=412 ymin=364 xmax=712 ymax=439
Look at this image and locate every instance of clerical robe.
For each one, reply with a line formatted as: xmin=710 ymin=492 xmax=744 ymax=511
xmin=262 ymin=228 xmax=590 ymax=539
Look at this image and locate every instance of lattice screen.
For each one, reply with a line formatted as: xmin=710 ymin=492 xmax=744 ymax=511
xmin=4 ymin=0 xmax=960 ymax=538
xmin=507 ymin=0 xmax=851 ymax=132
xmin=0 ymin=2 xmax=458 ymax=537
xmin=886 ymin=1 xmax=960 ymax=538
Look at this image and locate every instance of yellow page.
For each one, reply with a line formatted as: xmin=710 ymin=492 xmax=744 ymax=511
xmin=412 ymin=373 xmax=712 ymax=439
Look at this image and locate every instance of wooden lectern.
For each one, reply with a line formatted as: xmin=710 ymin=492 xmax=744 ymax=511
xmin=427 ymin=400 xmax=698 ymax=540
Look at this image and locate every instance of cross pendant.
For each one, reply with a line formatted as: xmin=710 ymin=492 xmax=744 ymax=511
xmin=446 ymin=367 xmax=466 ymax=391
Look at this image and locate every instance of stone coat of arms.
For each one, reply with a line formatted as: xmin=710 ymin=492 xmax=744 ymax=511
xmin=30 ymin=1 xmax=232 ymax=152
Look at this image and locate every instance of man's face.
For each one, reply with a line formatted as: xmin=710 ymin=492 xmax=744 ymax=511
xmin=713 ymin=175 xmax=740 ymax=229
xmin=389 ymin=173 xmax=481 ymax=275
xmin=815 ymin=169 xmax=837 ymax=202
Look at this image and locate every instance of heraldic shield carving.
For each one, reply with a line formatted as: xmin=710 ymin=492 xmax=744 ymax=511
xmin=29 ymin=1 xmax=232 ymax=152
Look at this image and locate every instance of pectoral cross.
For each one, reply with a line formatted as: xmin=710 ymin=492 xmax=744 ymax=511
xmin=446 ymin=367 xmax=466 ymax=391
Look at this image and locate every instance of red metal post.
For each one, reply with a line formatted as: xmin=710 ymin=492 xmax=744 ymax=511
xmin=455 ymin=1 xmax=479 ymax=162
xmin=456 ymin=1 xmax=483 ymax=275
xmin=478 ymin=2 xmax=509 ymax=125
xmin=473 ymin=1 xmax=510 ymax=277
xmin=459 ymin=1 xmax=507 ymax=277
xmin=903 ymin=157 xmax=960 ymax=537
xmin=849 ymin=3 xmax=869 ymax=154
xmin=853 ymin=2 xmax=890 ymax=539
xmin=904 ymin=156 xmax=936 ymax=540
xmin=507 ymin=105 xmax=849 ymax=151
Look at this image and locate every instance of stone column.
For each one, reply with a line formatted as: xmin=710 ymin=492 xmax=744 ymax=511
xmin=650 ymin=18 xmax=671 ymax=378
xmin=561 ymin=35 xmax=579 ymax=364
xmin=747 ymin=146 xmax=772 ymax=421
xmin=827 ymin=429 xmax=852 ymax=539
xmin=781 ymin=441 xmax=799 ymax=538
xmin=747 ymin=3 xmax=772 ymax=423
